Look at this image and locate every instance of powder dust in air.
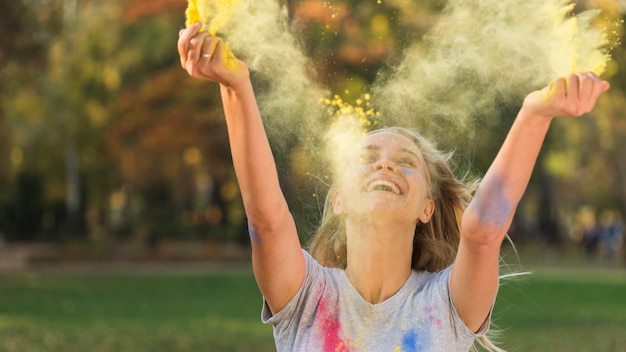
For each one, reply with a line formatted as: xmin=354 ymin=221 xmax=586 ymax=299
xmin=184 ymin=0 xmax=620 ymax=201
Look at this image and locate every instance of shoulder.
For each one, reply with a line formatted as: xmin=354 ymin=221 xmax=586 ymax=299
xmin=262 ymin=250 xmax=342 ymax=325
xmin=412 ymin=265 xmax=453 ymax=293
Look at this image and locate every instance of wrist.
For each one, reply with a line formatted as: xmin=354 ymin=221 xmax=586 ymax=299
xmin=220 ymin=70 xmax=251 ymax=93
xmin=220 ymin=74 xmax=252 ymax=96
xmin=516 ymin=104 xmax=554 ymax=130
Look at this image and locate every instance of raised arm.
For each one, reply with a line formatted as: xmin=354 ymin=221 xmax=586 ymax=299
xmin=451 ymin=73 xmax=610 ymax=332
xmin=177 ymin=23 xmax=306 ymax=314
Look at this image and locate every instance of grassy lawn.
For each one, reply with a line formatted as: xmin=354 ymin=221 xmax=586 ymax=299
xmin=1 ymin=265 xmax=625 ymax=351
xmin=0 ymin=269 xmax=275 ymax=352
xmin=493 ymin=269 xmax=626 ymax=352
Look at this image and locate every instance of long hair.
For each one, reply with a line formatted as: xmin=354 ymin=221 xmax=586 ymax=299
xmin=309 ymin=126 xmax=478 ymax=271
xmin=307 ymin=126 xmax=508 ymax=352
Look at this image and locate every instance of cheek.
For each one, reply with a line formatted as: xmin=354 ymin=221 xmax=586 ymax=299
xmin=400 ymin=167 xmax=416 ymax=177
xmin=351 ymin=164 xmax=370 ymax=174
xmin=339 ymin=164 xmax=370 ymax=184
xmin=405 ymin=170 xmax=431 ymax=200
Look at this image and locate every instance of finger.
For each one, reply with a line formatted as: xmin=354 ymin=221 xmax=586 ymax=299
xmin=177 ymin=22 xmax=201 ymax=60
xmin=187 ymin=31 xmax=211 ymax=70
xmin=601 ymin=80 xmax=611 ymax=93
xmin=196 ymin=38 xmax=228 ymax=78
xmin=577 ymin=73 xmax=593 ymax=103
xmin=177 ymin=22 xmax=202 ymax=68
xmin=200 ymin=36 xmax=221 ymax=61
xmin=565 ymin=73 xmax=580 ymax=101
xmin=586 ymin=75 xmax=608 ymax=109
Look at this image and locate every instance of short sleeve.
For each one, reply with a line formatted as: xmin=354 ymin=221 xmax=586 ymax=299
xmin=261 ymin=250 xmax=323 ymax=328
xmin=444 ymin=266 xmax=493 ymax=338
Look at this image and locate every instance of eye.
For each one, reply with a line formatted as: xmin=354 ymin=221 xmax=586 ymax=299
xmin=358 ymin=152 xmax=377 ymax=164
xmin=397 ymin=157 xmax=417 ymax=168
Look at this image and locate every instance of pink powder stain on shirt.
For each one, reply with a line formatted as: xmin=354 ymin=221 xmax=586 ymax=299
xmin=428 ymin=315 xmax=442 ymax=328
xmin=318 ymin=298 xmax=353 ymax=352
xmin=423 ymin=306 xmax=442 ymax=329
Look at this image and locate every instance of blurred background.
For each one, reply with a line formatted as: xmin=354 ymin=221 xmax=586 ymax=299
xmin=0 ymin=0 xmax=624 ymax=269
xmin=0 ymin=1 xmax=625 ymax=350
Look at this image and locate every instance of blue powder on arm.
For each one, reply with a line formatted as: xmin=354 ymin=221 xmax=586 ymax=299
xmin=469 ymin=175 xmax=514 ymax=231
xmin=248 ymin=221 xmax=263 ymax=245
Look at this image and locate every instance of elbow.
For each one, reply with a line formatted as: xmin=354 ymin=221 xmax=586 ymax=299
xmin=461 ymin=201 xmax=514 ymax=246
xmin=245 ymin=201 xmax=292 ymax=242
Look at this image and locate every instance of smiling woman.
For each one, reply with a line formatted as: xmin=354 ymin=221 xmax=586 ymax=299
xmin=177 ymin=16 xmax=610 ymax=352
xmin=311 ymin=127 xmax=466 ymax=274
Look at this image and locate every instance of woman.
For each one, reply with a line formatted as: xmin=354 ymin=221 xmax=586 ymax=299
xmin=178 ymin=22 xmax=609 ymax=351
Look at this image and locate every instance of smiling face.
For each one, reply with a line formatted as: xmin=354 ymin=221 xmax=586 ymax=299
xmin=333 ymin=131 xmax=435 ymax=226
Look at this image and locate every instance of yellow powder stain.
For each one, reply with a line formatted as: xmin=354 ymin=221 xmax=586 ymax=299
xmin=185 ymin=0 xmax=241 ymax=36
xmin=222 ymin=42 xmax=238 ymax=71
xmin=185 ymin=0 xmax=240 ymax=71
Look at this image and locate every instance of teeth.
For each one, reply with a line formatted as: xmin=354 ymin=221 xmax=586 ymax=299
xmin=367 ymin=180 xmax=401 ymax=195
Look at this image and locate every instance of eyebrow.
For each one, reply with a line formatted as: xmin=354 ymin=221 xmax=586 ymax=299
xmin=400 ymin=148 xmax=420 ymax=160
xmin=362 ymin=145 xmax=421 ymax=160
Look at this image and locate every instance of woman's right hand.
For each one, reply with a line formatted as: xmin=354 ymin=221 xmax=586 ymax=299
xmin=177 ymin=22 xmax=249 ymax=89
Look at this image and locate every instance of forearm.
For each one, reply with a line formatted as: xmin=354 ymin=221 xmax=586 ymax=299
xmin=220 ymin=80 xmax=290 ymax=231
xmin=452 ymin=107 xmax=552 ymax=331
xmin=464 ymin=107 xmax=552 ymax=242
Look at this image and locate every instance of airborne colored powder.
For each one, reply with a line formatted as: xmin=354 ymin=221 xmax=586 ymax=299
xmin=372 ymin=0 xmax=616 ymax=146
xmin=185 ymin=0 xmax=619 ymax=197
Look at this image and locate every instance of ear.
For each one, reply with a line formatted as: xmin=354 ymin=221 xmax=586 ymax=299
xmin=332 ymin=190 xmax=345 ymax=215
xmin=418 ymin=198 xmax=435 ymax=223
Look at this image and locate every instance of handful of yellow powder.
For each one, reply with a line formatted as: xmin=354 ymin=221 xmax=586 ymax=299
xmin=185 ymin=0 xmax=240 ymax=70
xmin=185 ymin=0 xmax=239 ymax=35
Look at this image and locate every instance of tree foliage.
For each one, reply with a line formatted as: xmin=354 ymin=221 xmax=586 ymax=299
xmin=0 ymin=0 xmax=624 ymax=247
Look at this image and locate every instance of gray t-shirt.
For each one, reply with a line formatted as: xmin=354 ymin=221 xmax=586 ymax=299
xmin=262 ymin=250 xmax=490 ymax=352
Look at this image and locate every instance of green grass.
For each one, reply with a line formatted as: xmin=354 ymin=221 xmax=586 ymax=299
xmin=1 ymin=267 xmax=625 ymax=351
xmin=493 ymin=269 xmax=626 ymax=352
xmin=0 ymin=270 xmax=275 ymax=352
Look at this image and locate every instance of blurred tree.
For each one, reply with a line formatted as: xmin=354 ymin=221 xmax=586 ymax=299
xmin=0 ymin=0 xmax=63 ymax=240
xmin=0 ymin=0 xmax=623 ymax=250
xmin=1 ymin=0 xmax=127 ymax=240
xmin=290 ymin=0 xmax=444 ymax=98
xmin=102 ymin=0 xmax=245 ymax=243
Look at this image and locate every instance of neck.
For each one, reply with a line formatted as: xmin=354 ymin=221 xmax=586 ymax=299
xmin=344 ymin=216 xmax=415 ymax=304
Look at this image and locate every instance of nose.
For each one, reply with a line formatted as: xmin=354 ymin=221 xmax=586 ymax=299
xmin=374 ymin=159 xmax=396 ymax=172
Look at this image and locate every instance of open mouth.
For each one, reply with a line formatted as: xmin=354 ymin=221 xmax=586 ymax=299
xmin=366 ymin=179 xmax=402 ymax=195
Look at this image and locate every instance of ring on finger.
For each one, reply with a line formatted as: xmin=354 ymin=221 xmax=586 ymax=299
xmin=201 ymin=53 xmax=212 ymax=59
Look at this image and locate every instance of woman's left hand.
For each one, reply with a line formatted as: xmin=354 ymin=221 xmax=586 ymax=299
xmin=521 ymin=72 xmax=610 ymax=120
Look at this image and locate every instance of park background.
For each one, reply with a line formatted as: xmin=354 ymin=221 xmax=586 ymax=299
xmin=0 ymin=0 xmax=625 ymax=351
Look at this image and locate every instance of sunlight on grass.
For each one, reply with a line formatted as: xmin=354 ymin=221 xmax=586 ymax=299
xmin=1 ymin=267 xmax=625 ymax=351
xmin=494 ymin=271 xmax=626 ymax=352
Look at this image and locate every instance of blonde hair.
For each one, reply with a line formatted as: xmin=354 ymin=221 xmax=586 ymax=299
xmin=307 ymin=126 xmax=507 ymax=352
xmin=309 ymin=126 xmax=478 ymax=271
